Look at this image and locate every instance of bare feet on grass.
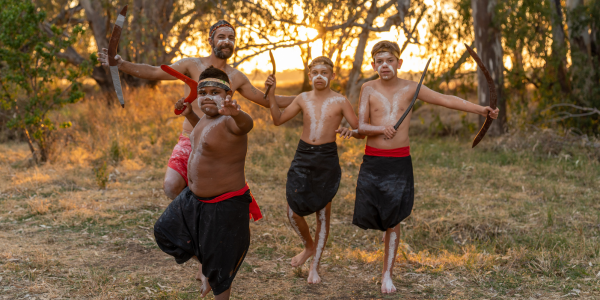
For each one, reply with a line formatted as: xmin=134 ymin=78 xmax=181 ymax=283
xmin=307 ymin=263 xmax=321 ymax=284
xmin=291 ymin=248 xmax=314 ymax=267
xmin=195 ymin=267 xmax=212 ymax=298
xmin=381 ymin=273 xmax=397 ymax=293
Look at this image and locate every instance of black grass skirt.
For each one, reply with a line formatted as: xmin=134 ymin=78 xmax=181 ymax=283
xmin=352 ymin=155 xmax=414 ymax=231
xmin=154 ymin=187 xmax=251 ymax=295
xmin=286 ymin=140 xmax=341 ymax=216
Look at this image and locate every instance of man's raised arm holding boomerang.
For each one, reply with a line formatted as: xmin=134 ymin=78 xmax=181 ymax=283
xmin=97 ymin=20 xmax=294 ymax=200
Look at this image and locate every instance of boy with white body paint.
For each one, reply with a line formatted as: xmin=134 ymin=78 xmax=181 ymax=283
xmin=353 ymin=41 xmax=499 ymax=294
xmin=265 ymin=56 xmax=363 ymax=284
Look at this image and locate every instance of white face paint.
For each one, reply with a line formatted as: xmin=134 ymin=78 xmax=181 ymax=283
xmin=198 ymin=94 xmax=224 ymax=111
xmin=214 ymin=27 xmax=235 ymax=47
xmin=303 ymin=94 xmax=346 ymax=142
xmin=382 ymin=231 xmax=397 ymax=292
xmin=311 ymin=74 xmax=328 ymax=88
xmin=374 ymin=52 xmax=397 ymax=80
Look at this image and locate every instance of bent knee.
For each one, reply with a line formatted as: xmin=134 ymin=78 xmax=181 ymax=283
xmin=163 ymin=177 xmax=186 ymax=199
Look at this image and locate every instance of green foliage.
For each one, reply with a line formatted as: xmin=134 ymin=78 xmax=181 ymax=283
xmin=497 ymin=0 xmax=600 ymax=132
xmin=0 ymin=0 xmax=92 ymax=162
xmin=93 ymin=160 xmax=109 ymax=189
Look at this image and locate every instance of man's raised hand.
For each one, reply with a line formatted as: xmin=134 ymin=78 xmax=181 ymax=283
xmin=219 ymin=95 xmax=241 ymax=117
xmin=483 ymin=106 xmax=500 ymax=119
xmin=175 ymin=97 xmax=192 ymax=116
xmin=98 ymin=48 xmax=124 ymax=67
xmin=265 ymin=75 xmax=277 ymax=97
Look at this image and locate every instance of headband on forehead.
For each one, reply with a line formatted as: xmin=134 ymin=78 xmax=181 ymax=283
xmin=198 ymin=78 xmax=231 ymax=92
xmin=210 ymin=23 xmax=235 ymax=38
xmin=373 ymin=48 xmax=400 ymax=60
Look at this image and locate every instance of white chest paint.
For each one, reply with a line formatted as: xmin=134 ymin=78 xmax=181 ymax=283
xmin=196 ymin=116 xmax=228 ymax=155
xmin=302 ymin=93 xmax=346 ymax=142
xmin=359 ymin=86 xmax=410 ymax=129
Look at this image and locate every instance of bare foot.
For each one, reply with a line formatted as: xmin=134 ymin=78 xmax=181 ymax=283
xmin=196 ymin=269 xmax=212 ymax=298
xmin=381 ymin=273 xmax=396 ymax=294
xmin=307 ymin=264 xmax=321 ymax=284
xmin=291 ymin=248 xmax=314 ymax=267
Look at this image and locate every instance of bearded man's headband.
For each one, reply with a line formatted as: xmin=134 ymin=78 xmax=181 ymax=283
xmin=198 ymin=78 xmax=231 ymax=92
xmin=373 ymin=48 xmax=400 ymax=60
xmin=210 ymin=23 xmax=235 ymax=38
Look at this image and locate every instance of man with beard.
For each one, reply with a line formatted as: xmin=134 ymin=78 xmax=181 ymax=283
xmin=98 ymin=20 xmax=295 ymax=200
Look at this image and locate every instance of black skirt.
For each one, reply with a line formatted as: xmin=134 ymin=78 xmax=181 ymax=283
xmin=153 ymin=187 xmax=251 ymax=295
xmin=352 ymin=155 xmax=414 ymax=231
xmin=286 ymin=139 xmax=341 ymax=216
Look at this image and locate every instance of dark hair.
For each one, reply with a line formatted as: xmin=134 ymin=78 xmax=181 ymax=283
xmin=309 ymin=56 xmax=334 ymax=70
xmin=209 ymin=20 xmax=235 ymax=38
xmin=199 ymin=66 xmax=230 ymax=84
xmin=371 ymin=40 xmax=400 ymax=59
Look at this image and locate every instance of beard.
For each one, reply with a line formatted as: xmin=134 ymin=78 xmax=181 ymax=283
xmin=213 ymin=44 xmax=234 ymax=59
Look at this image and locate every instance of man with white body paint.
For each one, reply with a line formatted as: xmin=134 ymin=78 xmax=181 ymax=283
xmin=98 ymin=20 xmax=295 ymax=200
xmin=154 ymin=66 xmax=261 ymax=300
xmin=265 ymin=56 xmax=363 ymax=284
xmin=353 ymin=41 xmax=499 ymax=294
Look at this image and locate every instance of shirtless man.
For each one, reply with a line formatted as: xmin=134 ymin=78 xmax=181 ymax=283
xmin=265 ymin=56 xmax=363 ymax=283
xmin=98 ymin=20 xmax=295 ymax=199
xmin=153 ymin=66 xmax=261 ymax=300
xmin=353 ymin=41 xmax=500 ymax=294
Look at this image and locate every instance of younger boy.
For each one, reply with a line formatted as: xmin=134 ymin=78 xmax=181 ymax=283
xmin=355 ymin=41 xmax=499 ymax=293
xmin=154 ymin=66 xmax=261 ymax=300
xmin=265 ymin=56 xmax=363 ymax=283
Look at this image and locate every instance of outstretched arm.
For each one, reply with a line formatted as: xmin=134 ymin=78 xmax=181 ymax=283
xmin=266 ymin=75 xmax=302 ymax=126
xmin=237 ymin=72 xmax=296 ymax=108
xmin=98 ymin=48 xmax=190 ymax=81
xmin=357 ymin=85 xmax=397 ymax=139
xmin=221 ymin=96 xmax=254 ymax=135
xmin=418 ymin=85 xmax=499 ymax=118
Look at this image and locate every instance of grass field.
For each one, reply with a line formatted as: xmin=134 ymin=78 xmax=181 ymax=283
xmin=1 ymin=85 xmax=600 ymax=299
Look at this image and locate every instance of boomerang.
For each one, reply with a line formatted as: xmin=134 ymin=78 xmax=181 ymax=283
xmin=464 ymin=43 xmax=497 ymax=148
xmin=108 ymin=5 xmax=127 ymax=108
xmin=160 ymin=65 xmax=198 ymax=115
xmin=393 ymin=58 xmax=432 ymax=130
xmin=263 ymin=50 xmax=276 ymax=99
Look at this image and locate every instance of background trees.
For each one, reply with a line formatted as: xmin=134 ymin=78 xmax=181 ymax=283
xmin=1 ymin=0 xmax=599 ymax=163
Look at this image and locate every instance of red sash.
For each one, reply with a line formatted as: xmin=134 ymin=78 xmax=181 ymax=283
xmin=197 ymin=183 xmax=263 ymax=221
xmin=365 ymin=145 xmax=410 ymax=157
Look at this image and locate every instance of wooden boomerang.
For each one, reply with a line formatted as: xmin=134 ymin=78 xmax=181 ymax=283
xmin=263 ymin=50 xmax=276 ymax=99
xmin=393 ymin=58 xmax=432 ymax=130
xmin=464 ymin=43 xmax=497 ymax=148
xmin=108 ymin=5 xmax=127 ymax=108
xmin=160 ymin=65 xmax=198 ymax=115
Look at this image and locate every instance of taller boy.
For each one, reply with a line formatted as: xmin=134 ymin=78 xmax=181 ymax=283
xmin=354 ymin=41 xmax=499 ymax=293
xmin=98 ymin=20 xmax=294 ymax=199
xmin=265 ymin=56 xmax=362 ymax=283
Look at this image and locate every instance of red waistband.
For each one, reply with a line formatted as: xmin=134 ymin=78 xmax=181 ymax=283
xmin=197 ymin=183 xmax=262 ymax=221
xmin=365 ymin=145 xmax=410 ymax=157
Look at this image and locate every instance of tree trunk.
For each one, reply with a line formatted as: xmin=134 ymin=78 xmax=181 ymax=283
xmin=566 ymin=0 xmax=595 ymax=105
xmin=471 ymin=0 xmax=505 ymax=135
xmin=301 ymin=44 xmax=312 ymax=92
xmin=548 ymin=0 xmax=571 ymax=93
xmin=345 ymin=0 xmax=379 ymax=105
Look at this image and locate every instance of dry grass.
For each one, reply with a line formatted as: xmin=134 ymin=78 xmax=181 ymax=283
xmin=1 ymin=85 xmax=600 ymax=299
